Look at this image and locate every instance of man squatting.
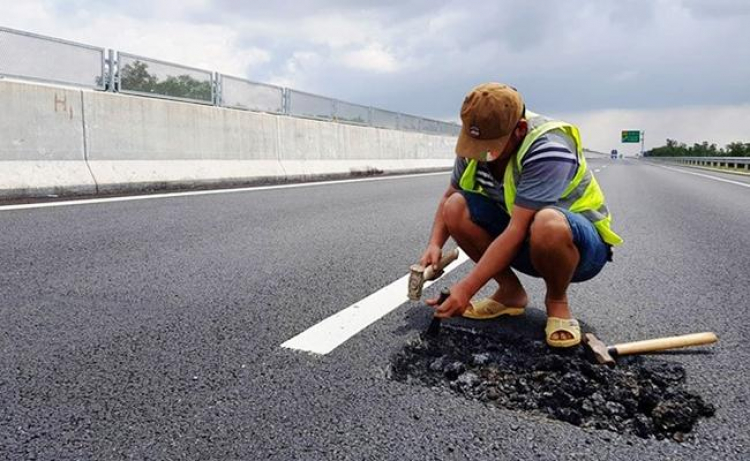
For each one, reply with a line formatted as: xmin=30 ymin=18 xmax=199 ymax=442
xmin=421 ymin=83 xmax=623 ymax=347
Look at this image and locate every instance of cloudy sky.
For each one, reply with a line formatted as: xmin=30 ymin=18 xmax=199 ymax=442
xmin=3 ymin=0 xmax=749 ymax=153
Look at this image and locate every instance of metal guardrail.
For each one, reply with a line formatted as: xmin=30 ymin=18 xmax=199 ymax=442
xmin=0 ymin=26 xmax=105 ymax=89
xmin=286 ymin=89 xmax=335 ymax=121
xmin=0 ymin=26 xmax=460 ymax=136
xmin=370 ymin=108 xmax=399 ymax=130
xmin=649 ymin=156 xmax=750 ymax=170
xmin=219 ymin=75 xmax=284 ymax=114
xmin=334 ymin=99 xmax=370 ymax=125
xmin=118 ymin=52 xmax=214 ymax=105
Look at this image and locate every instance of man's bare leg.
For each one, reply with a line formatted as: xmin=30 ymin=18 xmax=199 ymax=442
xmin=441 ymin=193 xmax=528 ymax=307
xmin=529 ymin=208 xmax=580 ymax=341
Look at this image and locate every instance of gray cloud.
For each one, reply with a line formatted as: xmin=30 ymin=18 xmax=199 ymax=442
xmin=683 ymin=0 xmax=750 ymax=18
xmin=207 ymin=0 xmax=448 ymax=21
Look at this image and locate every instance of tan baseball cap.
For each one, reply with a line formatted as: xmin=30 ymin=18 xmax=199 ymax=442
xmin=455 ymin=82 xmax=525 ymax=161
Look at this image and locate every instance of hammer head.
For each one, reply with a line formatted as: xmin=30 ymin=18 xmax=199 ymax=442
xmin=583 ymin=333 xmax=615 ymax=366
xmin=408 ymin=264 xmax=427 ymax=301
xmin=408 ymin=249 xmax=458 ymax=300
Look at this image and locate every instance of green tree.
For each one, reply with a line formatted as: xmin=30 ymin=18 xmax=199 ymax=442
xmin=726 ymin=142 xmax=750 ymax=157
xmin=120 ymin=61 xmax=158 ymax=93
xmin=120 ymin=60 xmax=211 ymax=102
xmin=646 ymin=139 xmax=749 ymax=158
xmin=647 ymin=138 xmax=686 ymax=157
xmin=155 ymin=74 xmax=211 ymax=102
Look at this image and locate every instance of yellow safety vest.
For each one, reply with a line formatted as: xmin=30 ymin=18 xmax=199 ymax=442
xmin=458 ymin=111 xmax=623 ymax=246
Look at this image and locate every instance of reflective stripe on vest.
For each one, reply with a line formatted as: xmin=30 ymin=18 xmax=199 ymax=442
xmin=458 ymin=111 xmax=623 ymax=246
xmin=458 ymin=157 xmax=486 ymax=195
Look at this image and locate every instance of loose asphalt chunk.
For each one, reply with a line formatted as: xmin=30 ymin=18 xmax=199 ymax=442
xmin=389 ymin=326 xmax=715 ymax=442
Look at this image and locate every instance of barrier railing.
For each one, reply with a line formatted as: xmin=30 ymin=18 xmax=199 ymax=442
xmin=0 ymin=26 xmax=460 ymax=136
xmin=648 ymin=156 xmax=750 ymax=170
xmin=0 ymin=26 xmax=105 ymax=89
xmin=219 ymin=75 xmax=284 ymax=114
xmin=334 ymin=100 xmax=370 ymax=125
xmin=286 ymin=89 xmax=334 ymax=121
xmin=370 ymin=108 xmax=399 ymax=130
xmin=117 ymin=52 xmax=214 ymax=105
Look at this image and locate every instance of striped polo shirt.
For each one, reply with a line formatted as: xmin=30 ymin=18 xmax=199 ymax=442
xmin=450 ymin=129 xmax=579 ymax=210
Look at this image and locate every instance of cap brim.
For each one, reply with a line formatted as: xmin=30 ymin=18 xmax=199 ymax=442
xmin=455 ymin=128 xmax=511 ymax=160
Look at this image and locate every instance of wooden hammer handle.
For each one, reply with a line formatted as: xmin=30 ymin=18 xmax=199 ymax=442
xmin=613 ymin=332 xmax=718 ymax=356
xmin=423 ymin=249 xmax=460 ymax=280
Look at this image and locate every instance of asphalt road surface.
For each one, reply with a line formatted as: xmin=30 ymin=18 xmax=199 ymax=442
xmin=1 ymin=158 xmax=748 ymax=460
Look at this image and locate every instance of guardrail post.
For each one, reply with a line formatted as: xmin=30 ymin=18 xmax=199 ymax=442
xmin=106 ymin=50 xmax=114 ymax=92
xmin=111 ymin=51 xmax=120 ymax=93
xmin=282 ymin=88 xmax=290 ymax=115
xmin=212 ymin=72 xmax=221 ymax=106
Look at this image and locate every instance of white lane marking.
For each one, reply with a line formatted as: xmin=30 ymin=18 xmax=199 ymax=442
xmin=281 ymin=250 xmax=471 ymax=355
xmin=594 ymin=169 xmax=601 ymax=173
xmin=655 ymin=164 xmax=750 ymax=189
xmin=0 ymin=171 xmax=449 ymax=212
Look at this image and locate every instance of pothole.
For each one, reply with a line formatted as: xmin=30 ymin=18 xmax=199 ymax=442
xmin=389 ymin=326 xmax=715 ymax=441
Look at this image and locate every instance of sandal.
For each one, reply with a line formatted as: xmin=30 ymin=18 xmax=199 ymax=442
xmin=462 ymin=298 xmax=525 ymax=320
xmin=545 ymin=317 xmax=581 ymax=348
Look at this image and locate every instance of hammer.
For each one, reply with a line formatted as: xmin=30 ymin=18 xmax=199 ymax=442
xmin=408 ymin=248 xmax=460 ymax=301
xmin=583 ymin=332 xmax=718 ymax=366
xmin=422 ymin=288 xmax=451 ymax=339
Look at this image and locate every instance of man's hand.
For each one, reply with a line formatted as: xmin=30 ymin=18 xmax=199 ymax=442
xmin=419 ymin=243 xmax=443 ymax=271
xmin=426 ymin=282 xmax=472 ymax=318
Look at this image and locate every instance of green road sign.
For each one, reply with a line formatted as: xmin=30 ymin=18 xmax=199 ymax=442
xmin=622 ymin=130 xmax=641 ymax=143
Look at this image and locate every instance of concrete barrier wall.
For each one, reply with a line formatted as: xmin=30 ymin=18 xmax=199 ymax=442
xmin=276 ymin=116 xmax=455 ymax=178
xmin=0 ymin=79 xmax=456 ymax=198
xmin=0 ymin=80 xmax=97 ymax=197
xmin=82 ymin=89 xmax=286 ymax=192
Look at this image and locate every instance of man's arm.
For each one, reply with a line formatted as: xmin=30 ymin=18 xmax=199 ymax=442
xmin=420 ymin=158 xmax=466 ymax=268
xmin=419 ymin=185 xmax=458 ymax=269
xmin=432 ymin=204 xmax=537 ymax=318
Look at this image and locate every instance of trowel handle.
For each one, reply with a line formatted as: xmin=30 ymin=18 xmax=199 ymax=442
xmin=613 ymin=332 xmax=718 ymax=356
xmin=423 ymin=249 xmax=460 ymax=280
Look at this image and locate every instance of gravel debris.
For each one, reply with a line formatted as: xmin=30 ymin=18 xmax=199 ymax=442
xmin=389 ymin=327 xmax=714 ymax=441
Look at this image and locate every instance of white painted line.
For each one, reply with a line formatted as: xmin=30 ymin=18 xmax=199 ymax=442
xmin=0 ymin=171 xmax=450 ymax=212
xmin=281 ymin=250 xmax=471 ymax=355
xmin=656 ymin=164 xmax=750 ymax=189
xmin=594 ymin=169 xmax=601 ymax=173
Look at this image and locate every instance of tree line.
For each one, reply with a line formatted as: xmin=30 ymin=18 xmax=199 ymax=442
xmin=646 ymin=139 xmax=750 ymax=157
xmin=119 ymin=61 xmax=212 ymax=102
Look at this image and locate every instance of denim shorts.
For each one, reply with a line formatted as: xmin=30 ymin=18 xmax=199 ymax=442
xmin=460 ymin=191 xmax=610 ymax=283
